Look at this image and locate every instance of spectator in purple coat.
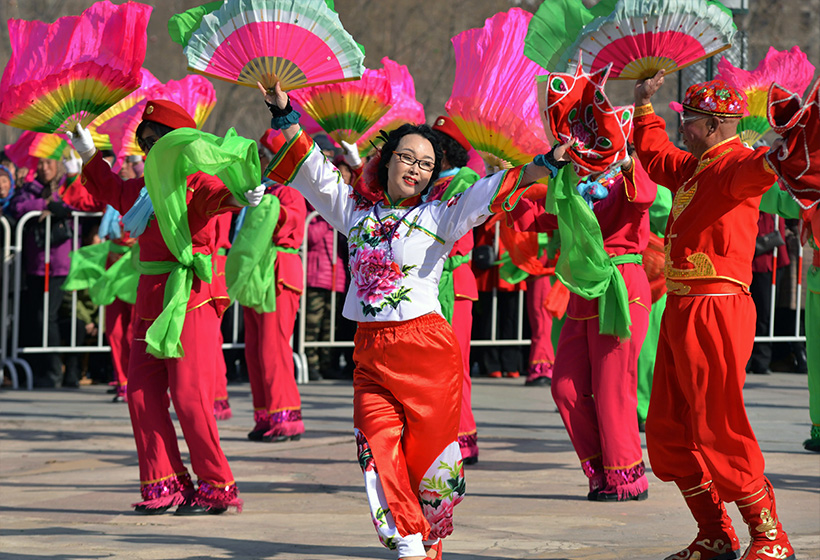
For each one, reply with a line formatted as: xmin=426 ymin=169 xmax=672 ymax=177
xmin=10 ymin=157 xmax=74 ymax=387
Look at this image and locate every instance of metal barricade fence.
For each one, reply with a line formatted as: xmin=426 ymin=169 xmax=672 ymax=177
xmin=1 ymin=215 xmax=32 ymax=389
xmin=7 ymin=210 xmax=807 ymax=390
xmin=10 ymin=212 xmax=109 ymax=391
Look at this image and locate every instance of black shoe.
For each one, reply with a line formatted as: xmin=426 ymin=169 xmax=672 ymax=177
xmin=638 ymin=421 xmax=646 ymax=433
xmin=261 ymin=433 xmax=302 ymax=443
xmin=596 ymin=488 xmax=648 ymax=502
xmin=794 ymin=348 xmax=809 ymax=374
xmin=174 ymin=503 xmax=227 ymax=516
xmin=134 ymin=504 xmax=171 ymax=515
xmin=587 ymin=490 xmax=600 ymax=501
xmin=107 ymin=386 xmax=118 ymax=394
xmin=247 ymin=428 xmax=266 ymax=441
xmin=524 ymin=376 xmax=551 ymax=387
xmin=803 ymin=437 xmax=820 ymax=453
xmin=462 ymin=455 xmax=478 ymax=466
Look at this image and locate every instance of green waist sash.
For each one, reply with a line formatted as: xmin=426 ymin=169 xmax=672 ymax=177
xmin=438 ymin=254 xmax=471 ymax=324
xmin=135 ymin=253 xmax=213 ymax=359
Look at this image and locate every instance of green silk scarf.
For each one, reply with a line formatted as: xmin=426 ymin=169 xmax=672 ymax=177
xmin=545 ymin=166 xmax=641 ymax=339
xmin=225 ymin=194 xmax=299 ymax=313
xmin=141 ymin=127 xmax=260 ymax=358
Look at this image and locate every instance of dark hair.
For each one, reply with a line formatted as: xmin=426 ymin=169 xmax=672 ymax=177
xmin=100 ymin=149 xmax=116 ymax=160
xmin=377 ymin=124 xmax=443 ymax=194
xmin=432 ymin=130 xmax=469 ymax=168
xmin=135 ymin=120 xmax=175 ymax=143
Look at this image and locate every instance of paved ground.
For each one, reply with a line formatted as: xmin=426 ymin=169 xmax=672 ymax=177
xmin=1 ymin=372 xmax=818 ymax=560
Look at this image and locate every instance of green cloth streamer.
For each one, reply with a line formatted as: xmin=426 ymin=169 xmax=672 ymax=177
xmin=90 ymin=244 xmax=140 ymax=306
xmin=63 ymin=242 xmax=111 ymax=292
xmin=434 ymin=167 xmax=481 ymax=323
xmin=141 ymin=127 xmax=260 ymax=359
xmin=649 ymin=186 xmax=673 ymax=236
xmin=438 ymin=255 xmax=470 ymax=324
xmin=64 ymin=242 xmax=139 ymax=306
xmin=544 ymin=165 xmax=640 ymax=339
xmin=225 ymin=194 xmax=298 ymax=313
xmin=524 ymin=0 xmax=618 ymax=71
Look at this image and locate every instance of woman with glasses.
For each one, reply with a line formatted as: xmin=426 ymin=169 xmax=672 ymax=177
xmin=259 ymin=81 xmax=570 ymax=560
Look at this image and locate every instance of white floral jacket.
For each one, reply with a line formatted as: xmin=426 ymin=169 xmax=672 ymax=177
xmin=265 ymin=129 xmax=535 ymax=323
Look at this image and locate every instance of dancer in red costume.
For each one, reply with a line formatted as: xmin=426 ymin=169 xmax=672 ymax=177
xmin=212 ymin=212 xmax=233 ymax=420
xmin=258 ymin=80 xmax=570 ymax=560
xmin=234 ymin=129 xmax=306 ymax=443
xmin=68 ymin=100 xmax=264 ymax=515
xmin=511 ymin=157 xmax=654 ymax=502
xmin=429 ymin=116 xmax=481 ymax=465
xmin=634 ymin=71 xmax=796 ymax=560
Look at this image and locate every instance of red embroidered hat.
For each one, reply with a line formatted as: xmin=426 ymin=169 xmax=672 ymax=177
xmin=432 ymin=115 xmax=471 ymax=151
xmin=141 ymin=99 xmax=196 ymax=129
xmin=260 ymin=128 xmax=285 ymax=154
xmin=682 ymin=79 xmax=747 ymax=117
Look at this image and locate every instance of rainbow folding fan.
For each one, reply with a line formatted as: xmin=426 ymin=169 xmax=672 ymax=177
xmin=97 ymin=75 xmax=217 ymax=162
xmin=446 ymin=8 xmax=551 ymax=168
xmin=4 ymin=131 xmax=71 ymax=175
xmin=357 ymin=57 xmax=425 ymax=155
xmin=0 ymin=1 xmax=152 ymax=133
xmin=716 ymin=46 xmax=816 ymax=146
xmin=87 ymin=68 xmax=162 ymax=150
xmin=557 ymin=0 xmax=736 ymax=80
xmin=169 ymin=0 xmax=365 ymax=91
xmin=289 ymin=65 xmax=395 ymax=145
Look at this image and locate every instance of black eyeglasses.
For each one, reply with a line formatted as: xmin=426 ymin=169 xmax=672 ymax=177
xmin=137 ymin=135 xmax=159 ymax=153
xmin=392 ymin=151 xmax=435 ymax=172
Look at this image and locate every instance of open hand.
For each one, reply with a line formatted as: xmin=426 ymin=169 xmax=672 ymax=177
xmin=553 ymin=136 xmax=577 ymax=163
xmin=257 ymin=80 xmax=288 ymax=111
xmin=635 ymin=69 xmax=666 ymax=106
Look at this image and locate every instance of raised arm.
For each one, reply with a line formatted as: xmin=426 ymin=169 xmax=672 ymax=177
xmin=632 ymin=70 xmax=695 ymax=192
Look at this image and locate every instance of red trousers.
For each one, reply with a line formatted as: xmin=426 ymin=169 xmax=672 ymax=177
xmin=452 ymin=299 xmax=476 ymax=439
xmin=127 ymin=303 xmax=235 ymax=491
xmin=526 ymin=274 xmax=555 ymax=376
xmin=244 ymin=289 xmax=302 ymax=419
xmin=552 ymin=300 xmax=649 ymax=474
xmin=105 ymin=298 xmax=134 ymax=388
xmin=646 ymin=293 xmax=765 ymax=502
xmin=353 ymin=313 xmax=465 ymax=551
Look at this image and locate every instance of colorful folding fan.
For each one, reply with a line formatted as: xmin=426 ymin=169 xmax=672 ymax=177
xmin=87 ymin=68 xmax=162 ymax=151
xmin=169 ymin=0 xmax=365 ymax=91
xmin=357 ymin=57 xmax=425 ymax=155
xmin=4 ymin=131 xmax=71 ymax=176
xmin=289 ymin=65 xmax=395 ymax=145
xmin=545 ymin=55 xmax=633 ymax=176
xmin=446 ymin=8 xmax=551 ymax=168
xmin=558 ymin=0 xmax=736 ymax=80
xmin=0 ymin=1 xmax=152 ymax=133
xmin=716 ymin=46 xmax=816 ymax=146
xmin=97 ymin=75 xmax=217 ymax=163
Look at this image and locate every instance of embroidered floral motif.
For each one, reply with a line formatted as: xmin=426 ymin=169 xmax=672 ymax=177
xmin=356 ymin=430 xmax=377 ymax=472
xmin=419 ymin=444 xmax=466 ymax=539
xmin=348 ymin=216 xmax=418 ymax=317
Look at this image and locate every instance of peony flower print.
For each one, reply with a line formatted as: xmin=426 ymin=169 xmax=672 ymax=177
xmin=351 ymin=245 xmax=404 ymax=304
